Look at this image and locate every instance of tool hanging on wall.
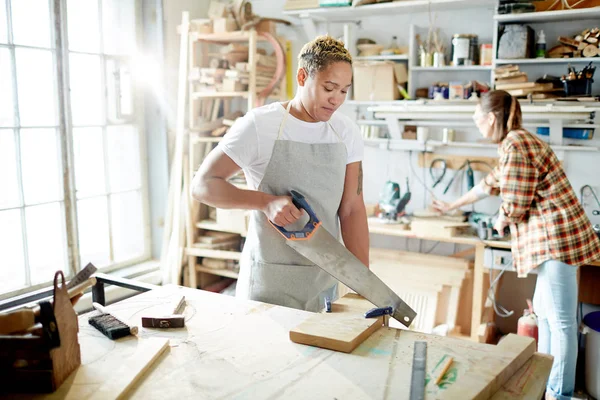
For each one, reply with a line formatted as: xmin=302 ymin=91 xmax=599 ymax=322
xmin=442 ymin=159 xmax=493 ymax=194
xmin=429 ymin=158 xmax=447 ymax=188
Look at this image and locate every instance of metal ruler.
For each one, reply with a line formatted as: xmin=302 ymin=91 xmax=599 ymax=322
xmin=409 ymin=341 xmax=427 ymax=400
xmin=67 ymin=263 xmax=97 ymax=289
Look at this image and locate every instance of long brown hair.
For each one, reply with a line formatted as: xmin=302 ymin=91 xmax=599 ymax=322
xmin=479 ymin=90 xmax=523 ymax=143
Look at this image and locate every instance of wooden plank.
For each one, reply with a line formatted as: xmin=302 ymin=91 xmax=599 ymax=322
xmin=492 ymin=353 xmax=553 ymax=400
xmin=418 ymin=152 xmax=498 ymax=173
xmin=185 ymin=248 xmax=241 ymax=260
xmin=443 ymin=334 xmax=537 ymax=400
xmin=89 ymin=338 xmax=169 ymax=400
xmin=289 ymin=293 xmax=383 ymax=353
xmin=495 ymin=82 xmax=552 ymax=91
xmin=410 ymin=218 xmax=471 ymax=238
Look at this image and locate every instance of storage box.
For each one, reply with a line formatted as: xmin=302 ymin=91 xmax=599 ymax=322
xmin=536 ymin=127 xmax=594 ymax=140
xmin=353 ymin=62 xmax=400 ymax=101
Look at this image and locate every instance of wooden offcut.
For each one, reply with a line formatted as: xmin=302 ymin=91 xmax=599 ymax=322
xmin=443 ymin=334 xmax=537 ymax=400
xmin=89 ymin=338 xmax=169 ymax=400
xmin=289 ymin=293 xmax=384 ymax=353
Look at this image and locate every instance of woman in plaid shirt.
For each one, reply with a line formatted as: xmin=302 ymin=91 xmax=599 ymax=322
xmin=433 ymin=90 xmax=600 ymax=400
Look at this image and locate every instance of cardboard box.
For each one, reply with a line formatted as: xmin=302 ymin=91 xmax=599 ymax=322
xmin=353 ymin=61 xmax=400 ymax=101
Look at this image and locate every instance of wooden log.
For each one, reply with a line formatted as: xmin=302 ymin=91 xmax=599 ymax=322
xmin=583 ymin=44 xmax=600 ymax=58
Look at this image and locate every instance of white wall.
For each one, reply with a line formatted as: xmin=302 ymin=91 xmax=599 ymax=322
xmin=162 ymin=0 xmax=210 ymax=158
xmin=161 ymin=0 xmax=600 ymax=236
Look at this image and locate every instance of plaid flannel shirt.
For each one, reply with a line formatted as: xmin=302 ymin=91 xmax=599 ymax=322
xmin=479 ymin=130 xmax=600 ymax=277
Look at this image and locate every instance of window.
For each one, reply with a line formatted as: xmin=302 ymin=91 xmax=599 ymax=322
xmin=0 ymin=0 xmax=149 ymax=298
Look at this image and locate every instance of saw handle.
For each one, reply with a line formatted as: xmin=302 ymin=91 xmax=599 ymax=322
xmin=271 ymin=190 xmax=321 ymax=240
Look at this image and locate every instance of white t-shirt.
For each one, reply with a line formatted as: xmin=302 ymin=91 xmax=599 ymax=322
xmin=218 ymin=102 xmax=364 ymax=190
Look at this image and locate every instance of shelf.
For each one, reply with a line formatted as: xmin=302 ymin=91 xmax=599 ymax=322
xmin=196 ymin=266 xmax=239 ymax=279
xmin=495 ymin=58 xmax=600 ymax=65
xmin=356 ymin=119 xmax=388 ymax=126
xmin=191 ymin=31 xmax=266 ymax=43
xmin=192 ymin=91 xmax=249 ymax=99
xmin=283 ymin=0 xmax=495 ymax=21
xmin=494 ymin=7 xmax=600 ymax=23
xmin=411 ymin=66 xmax=493 ymax=71
xmin=354 ymin=54 xmax=409 ymax=61
xmin=196 ymin=219 xmax=247 ymax=236
xmin=190 ymin=135 xmax=223 ymax=144
xmin=363 ymin=138 xmax=434 ymax=152
xmin=345 ymin=100 xmax=409 ymax=106
xmin=186 ymin=247 xmax=242 ymax=260
xmin=363 ymin=137 xmax=599 ymax=152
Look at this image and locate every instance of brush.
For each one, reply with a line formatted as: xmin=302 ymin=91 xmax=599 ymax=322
xmin=89 ymin=302 xmax=138 ymax=340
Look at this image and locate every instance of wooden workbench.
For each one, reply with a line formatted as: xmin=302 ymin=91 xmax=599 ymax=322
xmin=368 ymin=219 xmax=511 ymax=342
xmin=4 ymin=285 xmax=551 ymax=400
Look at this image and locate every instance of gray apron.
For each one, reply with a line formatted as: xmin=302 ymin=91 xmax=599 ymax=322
xmin=235 ymin=102 xmax=347 ymax=312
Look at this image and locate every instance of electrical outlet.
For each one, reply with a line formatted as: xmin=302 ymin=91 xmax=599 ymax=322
xmin=494 ymin=255 xmax=505 ymax=265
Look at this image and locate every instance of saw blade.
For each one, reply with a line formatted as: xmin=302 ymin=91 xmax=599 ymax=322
xmin=286 ymin=226 xmax=416 ymax=327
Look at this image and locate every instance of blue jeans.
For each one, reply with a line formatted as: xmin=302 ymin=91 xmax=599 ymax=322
xmin=532 ymin=259 xmax=578 ymax=400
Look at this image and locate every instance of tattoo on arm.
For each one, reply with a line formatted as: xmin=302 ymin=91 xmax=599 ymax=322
xmin=357 ymin=162 xmax=363 ymax=195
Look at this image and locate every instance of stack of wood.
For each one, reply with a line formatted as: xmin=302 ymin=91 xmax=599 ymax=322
xmin=549 ymin=27 xmax=600 ymax=58
xmin=189 ymin=49 xmax=279 ymax=96
xmin=193 ymin=110 xmax=244 ymax=137
xmin=494 ymin=65 xmax=560 ymax=98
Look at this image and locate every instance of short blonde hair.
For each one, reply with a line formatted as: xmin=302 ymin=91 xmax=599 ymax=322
xmin=298 ymin=35 xmax=352 ymax=77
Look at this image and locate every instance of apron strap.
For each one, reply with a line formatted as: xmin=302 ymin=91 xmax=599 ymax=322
xmin=278 ymin=101 xmax=344 ymax=143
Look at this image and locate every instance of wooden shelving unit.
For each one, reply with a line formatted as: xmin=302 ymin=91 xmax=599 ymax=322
xmin=184 ymin=28 xmax=286 ymax=290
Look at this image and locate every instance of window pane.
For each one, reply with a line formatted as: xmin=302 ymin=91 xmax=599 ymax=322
xmin=67 ymin=0 xmax=100 ymax=53
xmin=0 ymin=0 xmax=7 ymax=44
xmin=26 ymin=202 xmax=67 ymax=285
xmin=0 ymin=48 xmax=14 ymax=127
xmin=73 ymin=127 xmax=106 ymax=198
xmin=111 ymin=190 xmax=144 ymax=261
xmin=106 ymin=125 xmax=141 ymax=191
xmin=102 ymin=0 xmax=136 ymax=55
xmin=11 ymin=0 xmax=51 ymax=48
xmin=77 ymin=196 xmax=110 ymax=267
xmin=69 ymin=53 xmax=103 ymax=126
xmin=15 ymin=48 xmax=57 ymax=126
xmin=0 ymin=209 xmax=26 ymax=293
xmin=20 ymin=128 xmax=62 ymax=205
xmin=106 ymin=59 xmax=134 ymax=122
xmin=0 ymin=130 xmax=20 ymax=209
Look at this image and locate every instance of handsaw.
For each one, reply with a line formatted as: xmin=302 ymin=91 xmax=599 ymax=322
xmin=271 ymin=190 xmax=417 ymax=327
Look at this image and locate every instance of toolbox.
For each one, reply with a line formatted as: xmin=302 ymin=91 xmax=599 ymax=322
xmin=0 ymin=271 xmax=81 ymax=393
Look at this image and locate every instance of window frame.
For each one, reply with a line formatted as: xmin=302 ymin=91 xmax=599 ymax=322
xmin=0 ymin=0 xmax=152 ymax=300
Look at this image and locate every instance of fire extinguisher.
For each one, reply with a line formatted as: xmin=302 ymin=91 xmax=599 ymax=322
xmin=517 ymin=299 xmax=538 ymax=345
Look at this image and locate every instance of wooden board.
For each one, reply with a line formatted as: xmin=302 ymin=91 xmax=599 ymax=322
xmin=89 ymin=338 xmax=169 ymax=400
xmin=289 ymin=293 xmax=383 ymax=353
xmin=495 ymin=82 xmax=552 ymax=91
xmin=443 ymin=334 xmax=536 ymax=400
xmin=491 ymin=353 xmax=554 ymax=400
xmin=410 ymin=218 xmax=472 ymax=238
